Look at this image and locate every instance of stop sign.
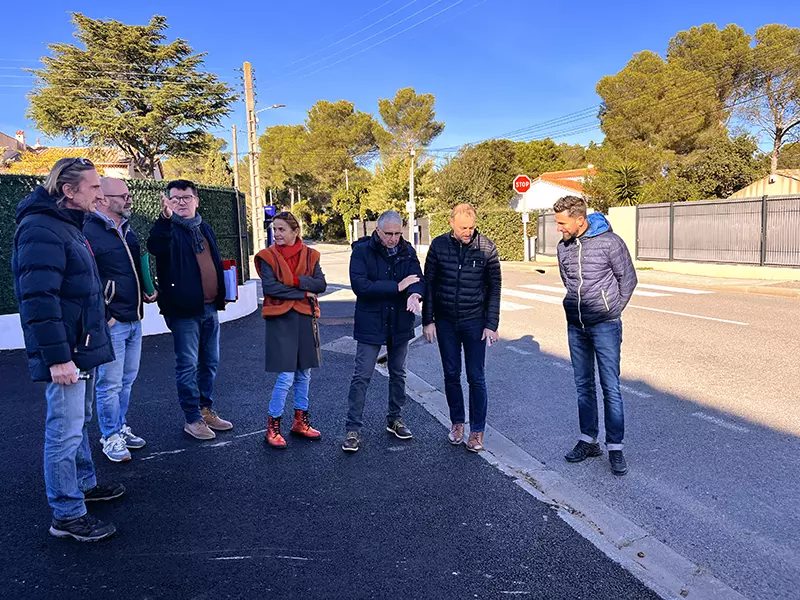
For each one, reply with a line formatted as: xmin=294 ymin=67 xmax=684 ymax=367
xmin=513 ymin=174 xmax=532 ymax=194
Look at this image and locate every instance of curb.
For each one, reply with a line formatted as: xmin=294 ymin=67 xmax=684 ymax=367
xmin=390 ymin=367 xmax=747 ymax=600
xmin=705 ymin=284 xmax=800 ymax=299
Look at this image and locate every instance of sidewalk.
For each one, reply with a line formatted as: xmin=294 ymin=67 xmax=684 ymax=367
xmin=0 ymin=308 xmax=659 ymax=600
xmin=503 ymin=260 xmax=800 ymax=298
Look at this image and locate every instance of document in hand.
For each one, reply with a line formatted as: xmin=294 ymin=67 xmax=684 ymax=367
xmin=222 ymin=259 xmax=238 ymax=302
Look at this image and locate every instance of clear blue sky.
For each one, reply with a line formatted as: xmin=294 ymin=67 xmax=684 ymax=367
xmin=1 ymin=0 xmax=798 ymax=155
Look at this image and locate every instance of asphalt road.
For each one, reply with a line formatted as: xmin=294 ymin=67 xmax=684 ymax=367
xmin=377 ymin=251 xmax=798 ymax=600
xmin=0 ymin=247 xmax=659 ymax=600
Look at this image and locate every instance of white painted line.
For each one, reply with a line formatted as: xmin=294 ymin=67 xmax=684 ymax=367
xmin=206 ymin=441 xmax=233 ymax=448
xmin=276 ymin=555 xmax=311 ymax=561
xmin=212 ymin=556 xmax=252 ymax=561
xmin=141 ymin=449 xmax=186 ymax=460
xmin=234 ymin=429 xmax=267 ymax=439
xmin=692 ymin=412 xmax=750 ymax=433
xmin=500 ymin=300 xmax=533 ymax=311
xmin=503 ymin=289 xmax=563 ymax=305
xmin=638 ymin=283 xmax=714 ymax=295
xmin=629 ymin=305 xmax=748 ymax=326
xmin=319 ymin=289 xmax=356 ymax=302
xmin=550 ymin=361 xmax=571 ymax=371
xmin=620 ymin=384 xmax=653 ymax=399
xmin=518 ymin=284 xmax=670 ymax=297
xmin=507 ymin=346 xmax=533 ymax=356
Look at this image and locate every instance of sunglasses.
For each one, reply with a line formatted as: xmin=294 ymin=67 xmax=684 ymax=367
xmin=69 ymin=157 xmax=94 ymax=167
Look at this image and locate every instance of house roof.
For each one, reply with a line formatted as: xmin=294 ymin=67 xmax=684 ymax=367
xmin=30 ymin=146 xmax=132 ymax=166
xmin=532 ymin=167 xmax=598 ymax=194
xmin=729 ymin=169 xmax=800 ymax=198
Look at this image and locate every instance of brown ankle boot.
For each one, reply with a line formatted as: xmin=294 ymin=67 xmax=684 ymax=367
xmin=290 ymin=409 xmax=322 ymax=440
xmin=265 ymin=416 xmax=287 ymax=449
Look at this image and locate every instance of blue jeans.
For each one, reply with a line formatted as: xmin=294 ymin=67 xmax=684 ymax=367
xmin=270 ymin=369 xmax=311 ymax=418
xmin=436 ymin=318 xmax=488 ymax=432
xmin=346 ymin=340 xmax=409 ymax=432
xmin=165 ymin=304 xmax=220 ymax=424
xmin=44 ymin=373 xmax=97 ymax=521
xmin=567 ymin=319 xmax=625 ymax=449
xmin=96 ymin=320 xmax=142 ymax=438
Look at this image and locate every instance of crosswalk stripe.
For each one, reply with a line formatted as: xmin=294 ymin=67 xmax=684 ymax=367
xmin=637 ymin=283 xmax=713 ymax=295
xmin=503 ymin=289 xmax=563 ymax=305
xmin=519 ymin=284 xmax=670 ymax=297
xmin=500 ymin=300 xmax=533 ymax=311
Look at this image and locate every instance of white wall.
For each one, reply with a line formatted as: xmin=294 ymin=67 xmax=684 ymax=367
xmin=0 ymin=280 xmax=259 ymax=351
xmin=517 ymin=181 xmax=579 ymax=212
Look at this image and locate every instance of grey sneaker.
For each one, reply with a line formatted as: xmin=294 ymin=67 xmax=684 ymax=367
xmin=184 ymin=420 xmax=216 ymax=440
xmin=101 ymin=434 xmax=131 ymax=462
xmin=386 ymin=419 xmax=412 ymax=440
xmin=342 ymin=431 xmax=360 ymax=452
xmin=120 ymin=425 xmax=146 ymax=449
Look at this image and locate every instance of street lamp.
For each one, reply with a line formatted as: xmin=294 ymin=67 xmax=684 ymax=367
xmin=255 ymin=104 xmax=286 ymax=123
xmin=250 ymin=103 xmax=285 ymax=250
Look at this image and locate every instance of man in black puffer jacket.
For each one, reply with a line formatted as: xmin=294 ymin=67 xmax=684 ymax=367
xmin=342 ymin=210 xmax=424 ymax=453
xmin=13 ymin=158 xmax=122 ymax=543
xmin=554 ymin=195 xmax=637 ymax=476
xmin=83 ymin=177 xmax=157 ymax=463
xmin=423 ymin=203 xmax=501 ymax=453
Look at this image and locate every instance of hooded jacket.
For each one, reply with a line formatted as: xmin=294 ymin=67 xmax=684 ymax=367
xmin=12 ymin=186 xmax=114 ymax=382
xmin=557 ymin=212 xmax=637 ymax=328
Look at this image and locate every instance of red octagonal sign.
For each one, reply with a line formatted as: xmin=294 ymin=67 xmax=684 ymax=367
xmin=513 ymin=174 xmax=532 ymax=194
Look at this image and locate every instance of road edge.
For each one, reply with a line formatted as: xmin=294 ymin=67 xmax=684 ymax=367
xmin=382 ymin=365 xmax=748 ymax=600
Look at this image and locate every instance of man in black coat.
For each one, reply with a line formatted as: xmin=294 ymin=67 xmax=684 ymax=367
xmin=83 ymin=177 xmax=157 ymax=463
xmin=13 ymin=158 xmax=123 ymax=542
xmin=423 ymin=203 xmax=501 ymax=453
xmin=147 ymin=179 xmax=233 ymax=441
xmin=342 ymin=210 xmax=424 ymax=453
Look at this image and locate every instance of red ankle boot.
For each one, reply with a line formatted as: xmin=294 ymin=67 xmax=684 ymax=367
xmin=265 ymin=416 xmax=287 ymax=449
xmin=290 ymin=410 xmax=321 ymax=440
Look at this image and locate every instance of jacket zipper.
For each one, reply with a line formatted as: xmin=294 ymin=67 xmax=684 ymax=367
xmin=576 ymin=238 xmax=585 ymax=328
xmin=602 ymin=289 xmax=610 ymax=312
xmin=116 ymin=228 xmax=143 ymax=321
xmin=455 ymin=241 xmax=465 ymax=321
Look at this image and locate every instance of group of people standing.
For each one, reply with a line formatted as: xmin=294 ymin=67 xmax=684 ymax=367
xmin=11 ymin=157 xmax=636 ymax=544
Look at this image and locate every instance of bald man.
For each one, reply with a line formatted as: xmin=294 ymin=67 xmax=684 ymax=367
xmin=83 ymin=177 xmax=156 ymax=462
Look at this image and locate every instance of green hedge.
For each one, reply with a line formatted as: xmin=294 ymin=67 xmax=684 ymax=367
xmin=429 ymin=209 xmax=535 ymax=261
xmin=0 ymin=175 xmax=248 ymax=315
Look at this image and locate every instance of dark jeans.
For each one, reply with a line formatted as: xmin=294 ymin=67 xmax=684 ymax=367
xmin=567 ymin=319 xmax=625 ymax=449
xmin=165 ymin=303 xmax=220 ymax=424
xmin=436 ymin=318 xmax=488 ymax=432
xmin=346 ymin=340 xmax=409 ymax=432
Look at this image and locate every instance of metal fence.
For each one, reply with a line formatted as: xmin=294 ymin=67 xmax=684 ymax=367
xmin=536 ymin=211 xmax=560 ymax=256
xmin=636 ymin=195 xmax=800 ymax=267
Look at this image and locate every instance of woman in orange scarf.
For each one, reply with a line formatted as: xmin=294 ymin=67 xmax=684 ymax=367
xmin=254 ymin=212 xmax=327 ymax=449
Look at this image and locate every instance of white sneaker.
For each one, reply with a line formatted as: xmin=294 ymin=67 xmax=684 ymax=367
xmin=120 ymin=425 xmax=146 ymax=449
xmin=101 ymin=433 xmax=132 ymax=462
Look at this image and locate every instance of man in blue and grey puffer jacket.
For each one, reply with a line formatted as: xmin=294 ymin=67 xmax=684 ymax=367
xmin=554 ymin=195 xmax=637 ymax=476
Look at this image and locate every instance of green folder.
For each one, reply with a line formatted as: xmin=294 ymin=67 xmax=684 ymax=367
xmin=140 ymin=252 xmax=156 ymax=296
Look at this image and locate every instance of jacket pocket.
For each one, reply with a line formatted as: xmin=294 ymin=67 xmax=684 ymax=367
xmin=601 ymin=290 xmax=610 ymax=312
xmin=103 ymin=280 xmax=116 ymax=306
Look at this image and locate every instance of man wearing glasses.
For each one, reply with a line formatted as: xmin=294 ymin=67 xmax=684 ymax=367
xmin=83 ymin=177 xmax=156 ymax=461
xmin=342 ymin=210 xmax=424 ymax=453
xmin=147 ymin=180 xmax=233 ymax=440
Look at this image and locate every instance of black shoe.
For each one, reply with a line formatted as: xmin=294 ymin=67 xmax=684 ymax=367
xmin=609 ymin=450 xmax=628 ymax=476
xmin=386 ymin=419 xmax=412 ymax=440
xmin=83 ymin=483 xmax=126 ymax=502
xmin=564 ymin=440 xmax=603 ymax=463
xmin=49 ymin=514 xmax=116 ymax=542
xmin=342 ymin=431 xmax=360 ymax=453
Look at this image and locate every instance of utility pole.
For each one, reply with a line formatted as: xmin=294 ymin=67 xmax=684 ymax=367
xmin=407 ymin=149 xmax=416 ymax=248
xmin=268 ymin=188 xmax=273 ymax=206
xmin=243 ymin=61 xmax=263 ymax=250
xmin=344 ymin=168 xmax=349 ymax=191
xmin=231 ymin=124 xmax=240 ymax=190
xmin=290 ymin=187 xmax=295 ymax=209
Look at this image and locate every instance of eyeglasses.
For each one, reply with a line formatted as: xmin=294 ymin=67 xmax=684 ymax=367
xmin=168 ymin=195 xmax=195 ymax=204
xmin=379 ymin=230 xmax=403 ymax=237
xmin=105 ymin=193 xmax=131 ymax=201
xmin=70 ymin=157 xmax=94 ymax=167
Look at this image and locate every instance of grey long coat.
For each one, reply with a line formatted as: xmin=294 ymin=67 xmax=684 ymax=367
xmin=257 ymin=255 xmax=327 ymax=372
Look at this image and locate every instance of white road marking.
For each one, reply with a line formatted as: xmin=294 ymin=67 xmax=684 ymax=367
xmin=212 ymin=556 xmax=252 ymax=561
xmin=519 ymin=284 xmax=669 ymax=297
xmin=629 ymin=305 xmax=748 ymax=326
xmin=234 ymin=429 xmax=267 ymax=439
xmin=503 ymin=289 xmax=563 ymax=305
xmin=206 ymin=441 xmax=232 ymax=448
xmin=507 ymin=346 xmax=533 ymax=355
xmin=692 ymin=412 xmax=750 ymax=433
xmin=319 ymin=288 xmax=356 ymax=302
xmin=500 ymin=300 xmax=533 ymax=311
xmin=141 ymin=449 xmax=186 ymax=460
xmin=638 ymin=283 xmax=714 ymax=295
xmin=620 ymin=384 xmax=653 ymax=398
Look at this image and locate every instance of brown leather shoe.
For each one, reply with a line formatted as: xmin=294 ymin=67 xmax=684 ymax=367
xmin=184 ymin=420 xmax=216 ymax=440
xmin=290 ymin=410 xmax=322 ymax=440
xmin=466 ymin=431 xmax=484 ymax=453
xmin=448 ymin=423 xmax=465 ymax=445
xmin=265 ymin=416 xmax=287 ymax=449
xmin=202 ymin=407 xmax=233 ymax=431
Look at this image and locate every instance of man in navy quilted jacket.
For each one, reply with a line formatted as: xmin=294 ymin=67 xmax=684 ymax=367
xmin=554 ymin=195 xmax=637 ymax=476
